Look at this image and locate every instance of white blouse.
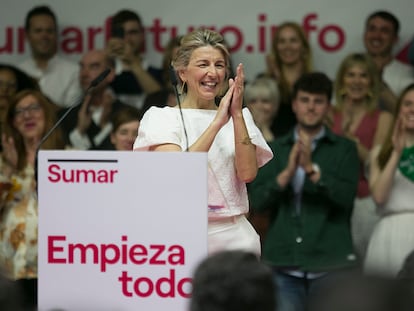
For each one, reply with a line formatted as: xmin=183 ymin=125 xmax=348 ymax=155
xmin=134 ymin=106 xmax=273 ymax=219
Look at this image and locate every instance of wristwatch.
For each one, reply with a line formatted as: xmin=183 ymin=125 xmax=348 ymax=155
xmin=306 ymin=163 xmax=320 ymax=177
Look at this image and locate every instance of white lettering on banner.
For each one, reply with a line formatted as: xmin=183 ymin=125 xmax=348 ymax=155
xmin=47 ymin=235 xmax=192 ymax=298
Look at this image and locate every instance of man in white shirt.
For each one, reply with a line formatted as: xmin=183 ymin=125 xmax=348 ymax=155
xmin=18 ymin=5 xmax=81 ymax=108
xmin=364 ymin=10 xmax=414 ymax=112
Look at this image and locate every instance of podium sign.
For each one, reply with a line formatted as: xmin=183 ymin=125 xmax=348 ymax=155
xmin=37 ymin=150 xmax=208 ymax=311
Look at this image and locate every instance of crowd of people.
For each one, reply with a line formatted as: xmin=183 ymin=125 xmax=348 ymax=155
xmin=0 ymin=4 xmax=413 ymax=311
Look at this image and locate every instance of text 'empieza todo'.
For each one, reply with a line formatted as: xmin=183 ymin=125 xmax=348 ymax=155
xmin=48 ymin=235 xmax=191 ymax=298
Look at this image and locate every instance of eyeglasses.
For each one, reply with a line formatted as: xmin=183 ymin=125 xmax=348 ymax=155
xmin=14 ymin=103 xmax=42 ymax=118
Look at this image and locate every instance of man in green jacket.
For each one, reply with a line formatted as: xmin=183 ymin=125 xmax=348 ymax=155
xmin=248 ymin=72 xmax=359 ymax=311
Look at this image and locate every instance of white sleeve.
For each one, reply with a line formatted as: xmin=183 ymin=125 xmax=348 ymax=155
xmin=133 ymin=107 xmax=182 ymax=151
xmin=242 ymin=108 xmax=274 ymax=167
xmin=69 ymin=128 xmax=92 ymax=150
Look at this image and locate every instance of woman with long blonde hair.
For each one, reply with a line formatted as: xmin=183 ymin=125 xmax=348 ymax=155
xmin=265 ymin=21 xmax=312 ymax=136
xmin=331 ymin=53 xmax=393 ymax=260
xmin=364 ymin=83 xmax=414 ymax=277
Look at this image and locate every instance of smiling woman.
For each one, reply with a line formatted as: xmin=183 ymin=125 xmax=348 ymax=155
xmin=133 ymin=29 xmax=273 ymax=256
xmin=331 ymin=53 xmax=394 ymax=261
xmin=261 ymin=21 xmax=313 ymax=137
xmin=0 ymin=89 xmax=65 ymax=310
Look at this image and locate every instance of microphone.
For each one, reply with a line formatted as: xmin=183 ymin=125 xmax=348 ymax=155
xmin=169 ymin=65 xmax=188 ymax=151
xmin=37 ymin=68 xmax=111 ymax=150
xmin=34 ymin=68 xmax=111 ymax=191
xmin=89 ymin=68 xmax=111 ymax=88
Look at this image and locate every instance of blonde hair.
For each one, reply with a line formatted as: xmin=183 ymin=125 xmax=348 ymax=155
xmin=269 ymin=22 xmax=312 ymax=101
xmin=172 ymin=29 xmax=230 ymax=94
xmin=334 ymin=53 xmax=380 ymax=112
xmin=245 ymin=77 xmax=280 ymax=108
xmin=377 ymin=83 xmax=414 ymax=169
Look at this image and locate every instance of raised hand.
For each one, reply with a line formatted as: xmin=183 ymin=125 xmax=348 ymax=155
xmin=214 ymin=78 xmax=235 ymax=128
xmin=99 ymin=89 xmax=115 ymax=128
xmin=229 ymin=63 xmax=245 ymax=117
xmin=76 ymin=93 xmax=93 ymax=134
xmin=298 ymin=129 xmax=313 ymax=172
xmin=392 ymin=116 xmax=406 ymax=154
xmin=287 ymin=141 xmax=300 ymax=174
xmin=1 ymin=134 xmax=18 ymax=169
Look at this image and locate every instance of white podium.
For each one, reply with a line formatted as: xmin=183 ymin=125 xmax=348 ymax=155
xmin=37 ymin=150 xmax=208 ymax=311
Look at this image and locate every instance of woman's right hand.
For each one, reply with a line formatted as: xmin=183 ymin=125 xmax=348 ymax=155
xmin=214 ymin=78 xmax=235 ymax=128
xmin=1 ymin=134 xmax=18 ymax=170
xmin=392 ymin=116 xmax=406 ymax=154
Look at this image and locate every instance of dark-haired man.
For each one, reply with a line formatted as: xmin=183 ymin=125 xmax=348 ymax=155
xmin=190 ymin=250 xmax=276 ymax=311
xmin=364 ymin=11 xmax=414 ymax=112
xmin=106 ymin=9 xmax=161 ymax=111
xmin=249 ymin=72 xmax=359 ymax=311
xmin=18 ymin=5 xmax=81 ymax=107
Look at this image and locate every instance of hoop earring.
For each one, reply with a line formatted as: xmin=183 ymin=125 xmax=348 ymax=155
xmin=180 ymin=81 xmax=186 ymax=95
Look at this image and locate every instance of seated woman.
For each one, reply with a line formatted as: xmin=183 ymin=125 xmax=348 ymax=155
xmin=331 ymin=53 xmax=393 ymax=260
xmin=0 ymin=89 xmax=65 ymax=310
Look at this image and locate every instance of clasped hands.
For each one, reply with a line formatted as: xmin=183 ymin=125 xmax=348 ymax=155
xmin=214 ymin=63 xmax=245 ymax=127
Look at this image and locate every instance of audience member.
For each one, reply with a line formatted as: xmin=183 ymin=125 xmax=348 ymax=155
xmin=141 ymin=35 xmax=183 ymax=114
xmin=110 ymin=105 xmax=141 ymax=150
xmin=189 ymin=250 xmax=276 ymax=311
xmin=106 ymin=9 xmax=162 ymax=111
xmin=364 ymin=83 xmax=414 ymax=277
xmin=245 ymin=76 xmax=280 ymax=142
xmin=262 ymin=21 xmax=312 ymax=137
xmin=133 ymin=29 xmax=273 ymax=255
xmin=160 ymin=35 xmax=183 ymax=89
xmin=0 ymin=64 xmax=40 ymax=151
xmin=308 ymin=271 xmax=395 ymax=311
xmin=248 ymin=72 xmax=359 ymax=311
xmin=398 ymin=249 xmax=414 ymax=279
xmin=244 ymin=76 xmax=280 ymax=247
xmin=59 ymin=49 xmax=129 ymax=150
xmin=0 ymin=269 xmax=25 ymax=311
xmin=408 ymin=37 xmax=414 ymax=66
xmin=331 ymin=53 xmax=393 ymax=260
xmin=363 ymin=10 xmax=414 ymax=112
xmin=18 ymin=5 xmax=81 ymax=108
xmin=0 ymin=89 xmax=65 ymax=311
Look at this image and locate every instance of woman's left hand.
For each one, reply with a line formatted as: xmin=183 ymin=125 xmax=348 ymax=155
xmin=230 ymin=63 xmax=245 ymax=116
xmin=214 ymin=78 xmax=235 ymax=128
